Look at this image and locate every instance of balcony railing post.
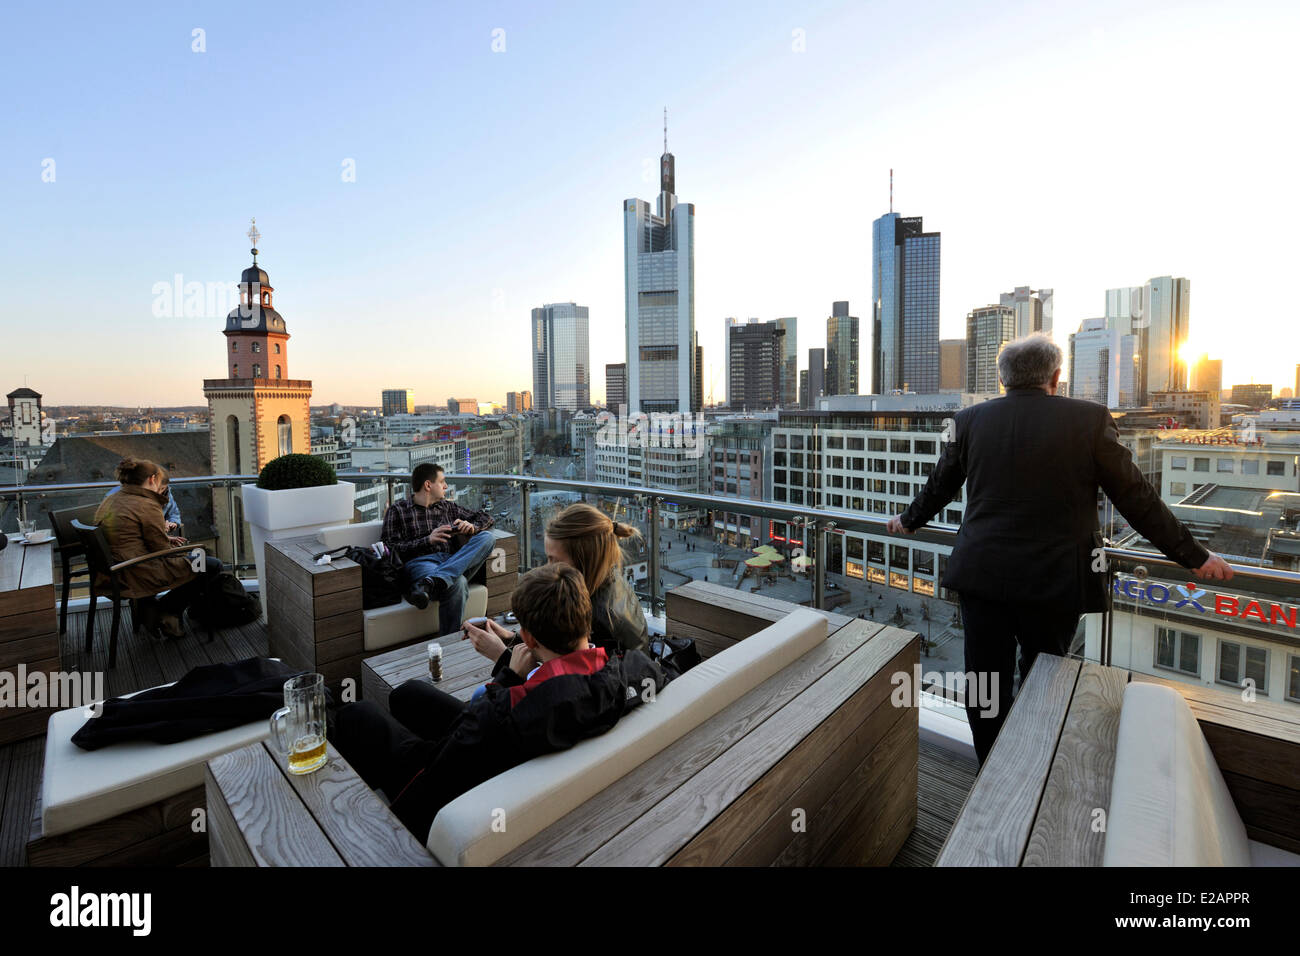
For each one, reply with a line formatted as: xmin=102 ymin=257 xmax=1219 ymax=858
xmin=385 ymin=475 xmax=395 ymax=511
xmin=226 ymin=480 xmax=239 ymax=571
xmin=811 ymin=519 xmax=825 ymax=610
xmin=520 ymin=482 xmax=533 ymax=571
xmin=1101 ymin=566 xmax=1115 ymax=667
xmin=649 ymin=496 xmax=662 ymax=617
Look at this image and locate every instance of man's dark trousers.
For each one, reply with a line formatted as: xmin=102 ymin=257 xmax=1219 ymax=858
xmin=958 ymin=592 xmax=1082 ymax=766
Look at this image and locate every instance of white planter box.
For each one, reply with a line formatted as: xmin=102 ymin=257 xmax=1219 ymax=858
xmin=242 ymin=481 xmax=355 ymax=623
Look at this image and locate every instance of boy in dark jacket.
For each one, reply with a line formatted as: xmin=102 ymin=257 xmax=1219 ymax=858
xmin=331 ymin=563 xmax=671 ymax=843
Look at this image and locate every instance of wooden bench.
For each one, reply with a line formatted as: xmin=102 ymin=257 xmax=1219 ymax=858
xmin=265 ymin=529 xmax=517 ymax=692
xmin=205 ymin=740 xmax=435 ymax=866
xmin=936 ymin=654 xmax=1300 ymax=865
xmin=220 ymin=587 xmax=920 ymax=866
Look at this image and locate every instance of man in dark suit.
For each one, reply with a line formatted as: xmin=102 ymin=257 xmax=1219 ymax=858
xmin=888 ymin=334 xmax=1233 ymax=765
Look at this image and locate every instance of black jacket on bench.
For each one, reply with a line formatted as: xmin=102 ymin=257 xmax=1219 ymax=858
xmin=71 ymin=657 xmax=305 ymax=750
xmin=389 ymin=649 xmax=671 ymax=843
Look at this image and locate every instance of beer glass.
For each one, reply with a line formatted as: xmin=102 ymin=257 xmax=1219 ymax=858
xmin=269 ymin=673 xmax=328 ymax=774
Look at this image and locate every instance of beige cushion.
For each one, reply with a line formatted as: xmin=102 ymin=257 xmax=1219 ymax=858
xmin=362 ymin=584 xmax=488 ymax=650
xmin=1103 ymin=682 xmax=1251 ymax=866
xmin=317 ymin=520 xmax=382 ymax=550
xmin=41 ymin=696 xmax=269 ymax=838
xmin=427 ymin=607 xmax=829 ymax=866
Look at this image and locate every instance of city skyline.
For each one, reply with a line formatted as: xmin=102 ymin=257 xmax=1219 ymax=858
xmin=6 ymin=1 xmax=1298 ymax=407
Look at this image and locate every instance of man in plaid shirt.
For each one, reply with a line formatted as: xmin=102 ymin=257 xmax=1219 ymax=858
xmin=381 ymin=463 xmax=496 ymax=635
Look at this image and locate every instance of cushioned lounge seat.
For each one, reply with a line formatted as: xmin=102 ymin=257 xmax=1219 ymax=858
xmin=427 ymin=606 xmax=830 ymax=866
xmin=1104 ymin=682 xmax=1299 ymax=867
xmin=41 ymin=696 xmax=268 ymax=838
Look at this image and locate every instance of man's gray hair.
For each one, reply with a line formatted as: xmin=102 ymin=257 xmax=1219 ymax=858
xmin=998 ymin=334 xmax=1063 ymax=390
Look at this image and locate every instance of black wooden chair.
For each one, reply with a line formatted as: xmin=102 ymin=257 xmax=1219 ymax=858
xmin=51 ymin=504 xmax=98 ymax=636
xmin=72 ymin=519 xmax=213 ymax=669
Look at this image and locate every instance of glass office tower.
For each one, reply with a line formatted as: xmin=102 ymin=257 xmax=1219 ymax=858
xmin=825 ymin=301 xmax=859 ymax=396
xmin=531 ymin=302 xmax=590 ymax=410
xmin=873 ymin=213 xmax=941 ymax=394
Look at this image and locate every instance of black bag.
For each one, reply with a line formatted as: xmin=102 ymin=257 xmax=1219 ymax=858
xmin=187 ymin=571 xmax=262 ymax=628
xmin=314 ymin=545 xmax=404 ymax=610
xmin=647 ymin=636 xmax=701 ymax=677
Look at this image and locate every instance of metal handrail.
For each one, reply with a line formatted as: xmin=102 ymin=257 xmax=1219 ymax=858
xmin=5 ymin=471 xmax=1299 ymax=593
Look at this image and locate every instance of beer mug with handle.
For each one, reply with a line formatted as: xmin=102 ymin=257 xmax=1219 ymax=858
xmin=269 ymin=673 xmax=328 ymax=774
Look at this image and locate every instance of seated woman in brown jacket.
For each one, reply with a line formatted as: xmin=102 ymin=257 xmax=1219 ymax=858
xmin=92 ymin=458 xmax=223 ymax=639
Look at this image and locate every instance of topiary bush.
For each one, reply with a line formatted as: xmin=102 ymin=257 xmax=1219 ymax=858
xmin=256 ymin=453 xmax=337 ymax=490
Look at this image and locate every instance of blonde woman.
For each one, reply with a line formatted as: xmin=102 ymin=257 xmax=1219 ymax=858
xmin=464 ymin=502 xmax=648 ymax=660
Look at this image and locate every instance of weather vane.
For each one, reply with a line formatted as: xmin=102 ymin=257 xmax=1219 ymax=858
xmin=247 ymin=217 xmax=261 ymax=261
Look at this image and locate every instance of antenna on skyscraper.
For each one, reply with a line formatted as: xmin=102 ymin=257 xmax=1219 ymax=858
xmin=889 ymin=169 xmax=893 ymax=213
xmin=663 ymin=107 xmax=668 ymax=153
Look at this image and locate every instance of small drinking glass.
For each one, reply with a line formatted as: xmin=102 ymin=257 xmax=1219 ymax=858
xmin=19 ymin=520 xmax=35 ymax=540
xmin=269 ymin=673 xmax=329 ymax=775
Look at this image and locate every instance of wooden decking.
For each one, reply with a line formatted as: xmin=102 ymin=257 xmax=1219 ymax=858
xmin=0 ymin=604 xmax=269 ymax=867
xmin=0 ymin=601 xmax=978 ymax=867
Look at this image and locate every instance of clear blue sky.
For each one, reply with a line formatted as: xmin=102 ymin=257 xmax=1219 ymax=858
xmin=4 ymin=0 xmax=1298 ymax=407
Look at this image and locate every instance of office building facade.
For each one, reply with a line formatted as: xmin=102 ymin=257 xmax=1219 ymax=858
xmin=825 ymin=301 xmax=859 ymax=396
xmin=965 ymin=305 xmax=1016 ymax=394
xmin=872 ymin=214 xmax=941 ymax=394
xmin=1069 ymin=318 xmax=1138 ymax=408
xmin=624 ymin=139 xmax=695 ymax=414
xmin=804 ymin=348 xmax=826 ymax=408
xmin=382 ymin=388 xmax=414 ymax=417
xmin=505 ymin=390 xmax=533 ymax=414
xmin=726 ymin=318 xmax=785 ymax=410
xmin=1106 ymin=277 xmax=1191 ymax=404
xmin=605 ymin=363 xmax=626 ymax=411
xmin=774 ymin=317 xmax=798 ymax=407
xmin=531 ymin=302 xmax=591 ymax=411
xmin=1000 ymin=286 xmax=1053 ymax=339
xmin=939 ymin=339 xmax=966 ymax=392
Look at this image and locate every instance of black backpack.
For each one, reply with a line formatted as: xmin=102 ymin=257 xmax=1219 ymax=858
xmin=314 ymin=545 xmax=404 ymax=610
xmin=187 ymin=571 xmax=262 ymax=628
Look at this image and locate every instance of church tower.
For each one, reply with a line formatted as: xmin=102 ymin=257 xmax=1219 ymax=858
xmin=204 ymin=222 xmax=313 ymax=560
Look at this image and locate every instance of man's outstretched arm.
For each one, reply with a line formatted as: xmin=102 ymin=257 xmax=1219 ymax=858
xmin=890 ymin=422 xmax=966 ymax=534
xmin=1092 ymin=410 xmax=1232 ymax=581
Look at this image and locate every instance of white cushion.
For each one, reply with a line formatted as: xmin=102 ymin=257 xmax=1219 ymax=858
xmin=1103 ymin=682 xmax=1251 ymax=866
xmin=362 ymin=585 xmax=488 ymax=650
xmin=316 ymin=520 xmax=382 ymax=550
xmin=41 ymin=695 xmax=269 ymax=838
xmin=427 ymin=607 xmax=829 ymax=866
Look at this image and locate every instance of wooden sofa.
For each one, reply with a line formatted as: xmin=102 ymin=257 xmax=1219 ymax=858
xmin=265 ymin=525 xmax=517 ymax=692
xmin=208 ymin=584 xmax=921 ymax=867
xmin=937 ymin=653 xmax=1300 ymax=866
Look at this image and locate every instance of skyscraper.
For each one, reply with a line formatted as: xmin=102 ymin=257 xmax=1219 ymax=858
xmin=872 ymin=214 xmax=940 ymax=393
xmin=805 ymin=347 xmax=826 ymax=408
xmin=726 ymin=318 xmax=785 ymax=410
xmin=1105 ymin=277 xmax=1190 ymax=404
xmin=773 ymin=317 xmax=797 ymax=407
xmin=624 ymin=129 xmax=695 ymax=414
xmin=382 ymin=388 xmax=414 ymax=417
xmin=1190 ymin=355 xmax=1222 ymax=396
xmin=531 ymin=302 xmax=591 ymax=410
xmin=939 ymin=339 xmax=966 ymax=392
xmin=605 ymin=363 xmax=626 ymax=411
xmin=1068 ymin=318 xmax=1137 ymax=408
xmin=825 ymin=301 xmax=859 ymax=396
xmin=506 ymin=390 xmax=533 ymax=414
xmin=965 ymin=305 xmax=1016 ymax=393
xmin=1000 ymin=286 xmax=1053 ymax=339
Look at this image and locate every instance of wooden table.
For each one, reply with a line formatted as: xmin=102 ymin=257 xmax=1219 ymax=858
xmin=361 ymin=626 xmax=514 ymax=712
xmin=205 ymin=739 xmax=435 ymax=866
xmin=0 ymin=534 xmax=60 ymax=744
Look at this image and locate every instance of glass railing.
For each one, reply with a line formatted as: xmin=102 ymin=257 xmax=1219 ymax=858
xmin=5 ymin=472 xmax=1298 ymax=716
